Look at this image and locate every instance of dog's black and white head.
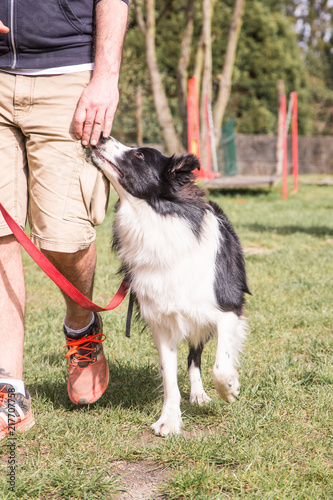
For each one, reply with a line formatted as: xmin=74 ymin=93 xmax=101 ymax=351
xmin=89 ymin=137 xmax=207 ymax=216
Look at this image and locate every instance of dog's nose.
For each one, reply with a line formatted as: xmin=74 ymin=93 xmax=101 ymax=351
xmin=98 ymin=133 xmax=109 ymax=146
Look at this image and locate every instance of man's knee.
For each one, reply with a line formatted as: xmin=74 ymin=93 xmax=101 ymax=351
xmin=42 ymin=243 xmax=96 ymax=271
xmin=0 ymin=234 xmax=17 ymax=246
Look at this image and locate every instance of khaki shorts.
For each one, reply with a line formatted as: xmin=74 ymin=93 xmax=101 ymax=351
xmin=0 ymin=71 xmax=110 ymax=252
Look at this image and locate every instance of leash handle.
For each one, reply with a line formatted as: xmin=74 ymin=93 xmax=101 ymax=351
xmin=0 ymin=203 xmax=128 ymax=312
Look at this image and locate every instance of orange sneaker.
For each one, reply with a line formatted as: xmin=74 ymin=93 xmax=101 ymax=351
xmin=64 ymin=313 xmax=109 ymax=405
xmin=0 ymin=384 xmax=35 ymax=440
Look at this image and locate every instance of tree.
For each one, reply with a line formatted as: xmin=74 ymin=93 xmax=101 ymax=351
xmin=285 ymin=0 xmax=332 ymax=52
xmin=113 ymin=0 xmax=331 ymax=147
xmin=133 ymin=0 xmax=184 ymax=154
xmin=224 ymin=0 xmax=313 ymax=135
xmin=213 ymin=0 xmax=245 ymax=145
xmin=199 ymin=0 xmax=214 ymax=165
xmin=284 ymin=0 xmax=333 ymax=134
xmin=130 ymin=0 xmax=245 ymax=155
xmin=177 ymin=0 xmax=195 ymax=146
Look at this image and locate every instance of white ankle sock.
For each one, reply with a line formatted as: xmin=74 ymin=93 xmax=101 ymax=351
xmin=0 ymin=378 xmax=25 ymax=395
xmin=64 ymin=313 xmax=95 ymax=336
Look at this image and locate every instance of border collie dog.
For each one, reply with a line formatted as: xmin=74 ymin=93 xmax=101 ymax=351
xmin=90 ymin=137 xmax=250 ymax=437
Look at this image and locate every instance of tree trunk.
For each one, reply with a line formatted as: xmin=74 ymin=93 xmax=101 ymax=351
xmin=177 ymin=0 xmax=195 ymax=147
xmin=200 ymin=0 xmax=213 ymax=168
xmin=193 ymin=31 xmax=204 ymax=91
xmin=275 ymin=80 xmax=285 ymax=175
xmin=136 ymin=86 xmax=143 ymax=146
xmin=213 ymin=0 xmax=245 ymax=146
xmin=145 ymin=0 xmax=184 ymax=155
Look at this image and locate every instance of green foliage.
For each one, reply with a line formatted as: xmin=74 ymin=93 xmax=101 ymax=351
xmin=113 ymin=1 xmax=332 ymax=143
xmin=282 ymin=0 xmax=333 ymax=135
xmin=227 ymin=0 xmax=313 ymax=134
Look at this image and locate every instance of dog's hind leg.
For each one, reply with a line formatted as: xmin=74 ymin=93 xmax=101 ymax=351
xmin=188 ymin=343 xmax=211 ymax=405
xmin=151 ymin=331 xmax=182 ymax=437
xmin=213 ymin=312 xmax=247 ymax=403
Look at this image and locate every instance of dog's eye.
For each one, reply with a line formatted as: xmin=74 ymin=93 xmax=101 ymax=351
xmin=134 ymin=151 xmax=145 ymax=161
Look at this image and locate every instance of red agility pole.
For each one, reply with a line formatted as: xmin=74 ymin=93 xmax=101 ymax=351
xmin=187 ymin=76 xmax=205 ymax=179
xmin=291 ymin=92 xmax=298 ymax=194
xmin=187 ymin=77 xmax=201 ymax=160
xmin=281 ymin=93 xmax=288 ymax=200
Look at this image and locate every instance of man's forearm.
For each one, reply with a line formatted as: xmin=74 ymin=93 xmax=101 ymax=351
xmin=74 ymin=0 xmax=129 ymax=145
xmin=93 ymin=0 xmax=129 ymax=81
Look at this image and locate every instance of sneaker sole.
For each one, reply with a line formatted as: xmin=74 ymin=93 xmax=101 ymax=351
xmin=0 ymin=410 xmax=35 ymax=440
xmin=68 ymin=367 xmax=110 ymax=405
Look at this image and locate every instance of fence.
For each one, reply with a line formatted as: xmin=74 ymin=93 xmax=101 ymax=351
xmin=231 ymin=134 xmax=333 ymax=176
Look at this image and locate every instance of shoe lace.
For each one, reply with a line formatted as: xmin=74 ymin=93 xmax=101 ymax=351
xmin=64 ymin=333 xmax=106 ymax=362
xmin=0 ymin=385 xmax=8 ymax=408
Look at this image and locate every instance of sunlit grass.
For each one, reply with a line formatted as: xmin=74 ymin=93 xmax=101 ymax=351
xmin=0 ymin=176 xmax=332 ymax=499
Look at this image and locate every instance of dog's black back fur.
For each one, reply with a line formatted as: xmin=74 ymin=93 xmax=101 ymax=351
xmin=210 ymin=201 xmax=250 ymax=316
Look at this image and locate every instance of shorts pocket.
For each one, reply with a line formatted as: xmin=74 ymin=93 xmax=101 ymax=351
xmin=64 ymin=159 xmax=110 ymax=227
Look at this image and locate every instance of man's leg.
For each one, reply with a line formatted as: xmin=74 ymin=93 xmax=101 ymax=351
xmin=22 ymin=72 xmax=110 ymax=405
xmin=0 ymin=73 xmax=34 ymax=439
xmin=42 ymin=243 xmax=97 ymax=330
xmin=0 ymin=236 xmax=35 ymax=439
xmin=0 ymin=236 xmax=25 ymax=381
xmin=0 ymin=74 xmax=28 ymax=382
xmin=42 ymin=243 xmax=109 ymax=405
xmin=0 ymin=72 xmax=110 ymax=415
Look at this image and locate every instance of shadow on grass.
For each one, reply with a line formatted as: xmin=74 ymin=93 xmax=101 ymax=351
xmin=28 ymin=360 xmax=161 ymax=412
xmin=208 ymin=187 xmax=273 ymax=198
xmin=245 ymin=223 xmax=333 ymax=238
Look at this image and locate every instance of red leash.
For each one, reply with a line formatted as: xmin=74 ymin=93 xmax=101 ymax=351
xmin=0 ymin=203 xmax=128 ymax=312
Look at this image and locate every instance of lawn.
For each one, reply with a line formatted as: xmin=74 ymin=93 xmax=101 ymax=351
xmin=1 ymin=176 xmax=332 ymax=499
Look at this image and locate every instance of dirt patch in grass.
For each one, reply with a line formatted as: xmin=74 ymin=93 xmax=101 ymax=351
xmin=113 ymin=461 xmax=170 ymax=500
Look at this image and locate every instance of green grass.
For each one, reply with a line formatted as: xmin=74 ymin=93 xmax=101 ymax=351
xmin=1 ymin=176 xmax=332 ymax=499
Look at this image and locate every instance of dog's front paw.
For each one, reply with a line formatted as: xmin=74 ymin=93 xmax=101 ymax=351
xmin=151 ymin=413 xmax=182 ymax=437
xmin=189 ymin=391 xmax=211 ymax=406
xmin=212 ymin=367 xmax=240 ymax=403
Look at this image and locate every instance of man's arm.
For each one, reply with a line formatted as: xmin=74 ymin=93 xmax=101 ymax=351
xmin=74 ymin=0 xmax=129 ymax=146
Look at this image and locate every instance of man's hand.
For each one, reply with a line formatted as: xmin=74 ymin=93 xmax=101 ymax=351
xmin=74 ymin=76 xmax=119 ymax=146
xmin=0 ymin=21 xmax=9 ymax=33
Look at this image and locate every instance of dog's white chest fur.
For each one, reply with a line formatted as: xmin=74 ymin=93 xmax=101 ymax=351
xmin=115 ymin=197 xmax=220 ymax=343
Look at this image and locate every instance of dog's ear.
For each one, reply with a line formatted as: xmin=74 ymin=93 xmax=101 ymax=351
xmin=168 ymin=154 xmax=201 ymax=175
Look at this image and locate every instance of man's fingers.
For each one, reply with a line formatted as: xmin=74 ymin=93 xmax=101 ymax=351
xmin=74 ymin=105 xmax=115 ymax=145
xmin=73 ymin=106 xmax=87 ymax=139
xmin=102 ymin=107 xmax=116 ymax=139
xmin=81 ymin=108 xmax=98 ymax=146
xmin=74 ymin=82 xmax=119 ymax=145
xmin=90 ymin=110 xmax=105 ymax=146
